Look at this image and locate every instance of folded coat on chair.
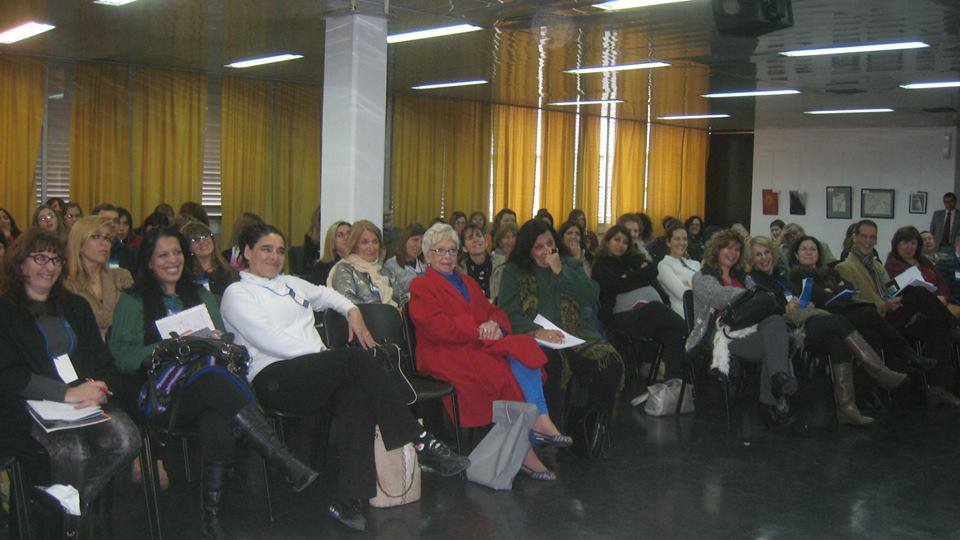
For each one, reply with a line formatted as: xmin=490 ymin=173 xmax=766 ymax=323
xmin=409 ymin=268 xmax=547 ymax=427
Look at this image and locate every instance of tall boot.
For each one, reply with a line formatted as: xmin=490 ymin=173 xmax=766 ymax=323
xmin=843 ymin=331 xmax=907 ymax=389
xmin=887 ymin=339 xmax=937 ymax=373
xmin=230 ymin=404 xmax=319 ymax=492
xmin=831 ymin=363 xmax=874 ymax=426
xmin=201 ymin=461 xmax=234 ymax=540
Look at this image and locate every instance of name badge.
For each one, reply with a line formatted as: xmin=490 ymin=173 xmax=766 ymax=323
xmin=290 ymin=291 xmax=309 ymax=308
xmin=53 ymin=354 xmax=79 ymax=384
xmin=784 ymin=292 xmax=794 ymax=302
xmin=199 ymin=277 xmax=211 ymax=291
xmin=108 ymin=259 xmax=120 ymax=269
xmin=954 ymin=270 xmax=960 ymax=281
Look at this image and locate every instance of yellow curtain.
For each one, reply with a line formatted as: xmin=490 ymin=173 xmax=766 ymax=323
xmin=576 ymin=114 xmax=602 ymax=228
xmin=492 ymin=104 xmax=538 ymax=222
xmin=390 ymin=94 xmax=446 ymax=228
xmin=274 ymin=81 xmax=322 ymax=246
xmin=0 ymin=55 xmax=46 ymax=225
xmin=538 ymin=109 xmax=577 ymax=223
xmin=611 ymin=118 xmax=648 ymax=223
xmin=71 ymin=63 xmax=130 ymax=214
xmin=442 ymin=99 xmax=491 ymax=220
xmin=220 ymin=76 xmax=273 ymax=244
xmin=130 ymin=68 xmax=205 ymax=221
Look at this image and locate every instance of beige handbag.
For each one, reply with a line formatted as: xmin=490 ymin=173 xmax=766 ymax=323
xmin=369 ymin=425 xmax=421 ymax=508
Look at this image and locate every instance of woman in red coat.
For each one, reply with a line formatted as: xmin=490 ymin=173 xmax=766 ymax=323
xmin=410 ymin=223 xmax=571 ymax=480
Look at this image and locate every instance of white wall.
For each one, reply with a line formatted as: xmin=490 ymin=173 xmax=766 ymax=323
xmin=751 ymin=127 xmax=958 ymax=259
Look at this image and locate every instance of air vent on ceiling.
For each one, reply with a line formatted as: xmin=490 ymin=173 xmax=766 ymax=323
xmin=922 ymin=107 xmax=958 ymax=114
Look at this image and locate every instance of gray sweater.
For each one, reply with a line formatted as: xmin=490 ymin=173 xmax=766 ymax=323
xmin=685 ymin=271 xmax=747 ymax=352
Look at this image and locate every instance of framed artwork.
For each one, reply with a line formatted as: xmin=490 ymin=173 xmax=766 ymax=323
xmin=762 ymin=189 xmax=778 ymax=215
xmin=861 ymin=188 xmax=895 ymax=219
xmin=909 ymin=191 xmax=928 ymax=214
xmin=826 ymin=186 xmax=852 ymax=219
xmin=789 ymin=191 xmax=806 ymax=215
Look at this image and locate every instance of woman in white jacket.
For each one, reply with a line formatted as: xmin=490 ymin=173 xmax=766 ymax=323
xmin=657 ymin=223 xmax=701 ymax=317
xmin=220 ymin=223 xmax=468 ymax=532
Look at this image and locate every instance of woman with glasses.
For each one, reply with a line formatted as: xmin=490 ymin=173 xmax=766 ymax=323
xmin=33 ymin=204 xmax=64 ymax=238
xmin=182 ymin=221 xmax=237 ymax=297
xmin=0 ymin=229 xmax=140 ymax=535
xmin=64 ymin=217 xmax=133 ymax=339
xmin=411 ymin=223 xmax=568 ymax=480
xmin=458 ymin=224 xmax=495 ymax=299
xmin=328 ymin=220 xmax=402 ymax=306
xmin=63 ymin=202 xmax=83 ymax=233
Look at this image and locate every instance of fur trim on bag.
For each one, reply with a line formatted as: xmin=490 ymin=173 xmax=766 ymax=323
xmin=711 ymin=324 xmax=758 ymax=375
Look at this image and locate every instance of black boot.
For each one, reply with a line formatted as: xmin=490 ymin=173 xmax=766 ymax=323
xmin=889 ymin=340 xmax=937 ymax=372
xmin=230 ymin=404 xmax=319 ymax=492
xmin=414 ymin=432 xmax=470 ymax=476
xmin=770 ymin=371 xmax=798 ymax=400
xmin=201 ymin=461 xmax=234 ymax=540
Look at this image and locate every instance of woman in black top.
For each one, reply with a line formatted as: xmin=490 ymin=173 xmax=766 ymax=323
xmin=182 ymin=221 xmax=238 ymax=296
xmin=591 ymin=225 xmax=687 ymax=381
xmin=685 ymin=215 xmax=705 ymax=261
xmin=458 ymin=224 xmax=494 ymax=298
xmin=0 ymin=229 xmax=140 ymax=531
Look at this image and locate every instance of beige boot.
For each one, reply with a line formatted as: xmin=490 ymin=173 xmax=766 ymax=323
xmin=843 ymin=331 xmax=907 ymax=390
xmin=832 ymin=363 xmax=874 ymax=426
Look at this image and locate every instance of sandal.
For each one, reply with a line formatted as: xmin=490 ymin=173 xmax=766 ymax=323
xmin=519 ymin=465 xmax=557 ymax=481
xmin=529 ymin=430 xmax=573 ymax=448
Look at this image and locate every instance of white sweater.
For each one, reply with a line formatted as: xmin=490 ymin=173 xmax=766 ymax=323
xmin=221 ymin=271 xmax=356 ymax=381
xmin=657 ymin=255 xmax=700 ymax=316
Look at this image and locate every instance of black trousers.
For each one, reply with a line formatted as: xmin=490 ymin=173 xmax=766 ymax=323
xmin=803 ymin=314 xmax=856 ymax=364
xmin=168 ymin=370 xmax=255 ymax=462
xmin=893 ymin=289 xmax=956 ymax=388
xmin=542 ymin=342 xmax=624 ymax=428
xmin=612 ymin=302 xmax=688 ymax=379
xmin=252 ymin=347 xmax=423 ymax=500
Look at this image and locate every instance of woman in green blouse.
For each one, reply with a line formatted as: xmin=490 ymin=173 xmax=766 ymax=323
xmin=498 ymin=219 xmax=624 ymax=458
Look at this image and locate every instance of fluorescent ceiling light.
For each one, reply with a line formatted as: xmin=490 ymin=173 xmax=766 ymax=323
xmin=804 ymin=108 xmax=894 ymax=115
xmin=387 ymin=24 xmax=482 ymax=44
xmin=658 ymin=114 xmax=730 ymax=120
xmin=412 ymin=79 xmax=488 ymax=90
xmin=594 ymin=0 xmax=691 ymax=11
xmin=781 ymin=41 xmax=929 ymax=57
xmin=549 ymin=99 xmax=623 ymax=106
xmin=900 ymin=81 xmax=960 ymax=90
xmin=225 ymin=54 xmax=303 ymax=68
xmin=565 ymin=61 xmax=670 ymax=75
xmin=93 ymin=0 xmax=138 ymax=5
xmin=0 ymin=21 xmax=55 ymax=44
xmin=702 ymin=89 xmax=799 ymax=98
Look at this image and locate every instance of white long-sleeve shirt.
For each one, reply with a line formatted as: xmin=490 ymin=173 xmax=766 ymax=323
xmin=221 ymin=271 xmax=356 ymax=381
xmin=657 ymin=255 xmax=700 ymax=316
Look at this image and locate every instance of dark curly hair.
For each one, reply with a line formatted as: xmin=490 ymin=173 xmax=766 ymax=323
xmin=0 ymin=229 xmax=67 ymax=311
xmin=508 ymin=219 xmax=555 ymax=273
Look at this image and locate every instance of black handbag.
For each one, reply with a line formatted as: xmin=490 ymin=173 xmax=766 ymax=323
xmin=719 ymin=288 xmax=784 ymax=331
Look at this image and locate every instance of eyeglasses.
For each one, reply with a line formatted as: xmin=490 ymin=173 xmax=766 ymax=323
xmin=89 ymin=233 xmax=115 ymax=243
xmin=37 ymin=214 xmax=55 ymax=222
xmin=29 ymin=253 xmax=65 ymax=267
xmin=428 ymin=248 xmax=459 ymax=257
xmin=190 ymin=233 xmax=213 ymax=243
xmin=797 ymin=247 xmax=818 ymax=253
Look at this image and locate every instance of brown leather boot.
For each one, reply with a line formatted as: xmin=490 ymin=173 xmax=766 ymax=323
xmin=832 ymin=363 xmax=874 ymax=426
xmin=843 ymin=331 xmax=907 ymax=390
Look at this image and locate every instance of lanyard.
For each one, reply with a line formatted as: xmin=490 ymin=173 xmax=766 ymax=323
xmin=247 ymin=277 xmax=309 ymax=307
xmin=35 ymin=314 xmax=76 ymax=359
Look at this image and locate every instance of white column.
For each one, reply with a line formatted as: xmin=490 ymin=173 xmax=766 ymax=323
xmin=320 ymin=13 xmax=387 ymax=236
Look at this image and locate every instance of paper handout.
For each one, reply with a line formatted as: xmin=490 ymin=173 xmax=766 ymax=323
xmin=533 ymin=315 xmax=586 ymax=350
xmin=155 ymin=304 xmax=216 ymax=339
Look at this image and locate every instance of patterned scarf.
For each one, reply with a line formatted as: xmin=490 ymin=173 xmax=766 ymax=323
xmin=339 ymin=254 xmax=396 ymax=306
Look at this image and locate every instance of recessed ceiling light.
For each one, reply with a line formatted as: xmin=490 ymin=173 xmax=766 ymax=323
xmin=93 ymin=0 xmax=138 ymax=5
xmin=900 ymin=81 xmax=960 ymax=90
xmin=412 ymin=79 xmax=488 ymax=90
xmin=548 ymin=99 xmax=623 ymax=106
xmin=387 ymin=24 xmax=482 ymax=44
xmin=702 ymin=89 xmax=800 ymax=98
xmin=658 ymin=114 xmax=730 ymax=120
xmin=565 ymin=62 xmax=670 ymax=75
xmin=225 ymin=54 xmax=303 ymax=68
xmin=0 ymin=21 xmax=55 ymax=44
xmin=781 ymin=41 xmax=929 ymax=57
xmin=593 ymin=0 xmax=691 ymax=11
xmin=804 ymin=108 xmax=894 ymax=115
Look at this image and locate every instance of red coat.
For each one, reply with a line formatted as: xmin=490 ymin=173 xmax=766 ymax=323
xmin=409 ymin=267 xmax=547 ymax=427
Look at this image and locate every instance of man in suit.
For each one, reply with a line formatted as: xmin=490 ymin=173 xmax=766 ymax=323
xmin=930 ymin=192 xmax=959 ymax=252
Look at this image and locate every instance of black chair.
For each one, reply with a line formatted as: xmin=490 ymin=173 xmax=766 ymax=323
xmin=323 ymin=303 xmax=462 ymax=455
xmin=683 ymin=289 xmax=741 ymax=428
xmin=0 ymin=454 xmax=31 ymax=540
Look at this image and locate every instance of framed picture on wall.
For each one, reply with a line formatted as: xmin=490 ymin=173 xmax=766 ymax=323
xmin=826 ymin=186 xmax=852 ymax=219
xmin=861 ymin=188 xmax=895 ymax=219
xmin=909 ymin=191 xmax=928 ymax=214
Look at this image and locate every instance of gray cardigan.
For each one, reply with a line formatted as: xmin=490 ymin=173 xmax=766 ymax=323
xmin=685 ymin=271 xmax=748 ymax=352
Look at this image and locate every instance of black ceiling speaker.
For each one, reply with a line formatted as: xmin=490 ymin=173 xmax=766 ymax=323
xmin=713 ymin=0 xmax=794 ymax=36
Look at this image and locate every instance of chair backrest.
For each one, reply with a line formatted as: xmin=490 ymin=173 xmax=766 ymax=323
xmin=682 ymin=289 xmax=695 ymax=334
xmin=324 ymin=303 xmax=416 ymax=375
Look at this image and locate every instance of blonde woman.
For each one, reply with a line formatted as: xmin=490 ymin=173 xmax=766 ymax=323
xmin=328 ymin=220 xmax=402 ymax=306
xmin=64 ymin=216 xmax=133 ymax=338
xmin=310 ymin=220 xmax=350 ymax=285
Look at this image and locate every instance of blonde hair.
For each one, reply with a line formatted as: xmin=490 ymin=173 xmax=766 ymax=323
xmin=345 ymin=220 xmax=385 ymax=263
xmin=745 ymin=235 xmax=780 ymax=272
xmin=66 ymin=216 xmax=114 ymax=288
xmin=320 ymin=221 xmax=350 ymax=263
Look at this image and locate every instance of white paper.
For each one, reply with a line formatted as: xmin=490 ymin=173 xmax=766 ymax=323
xmin=27 ymin=400 xmax=102 ymax=421
xmin=533 ymin=315 xmax=586 ymax=350
xmin=894 ymin=265 xmax=938 ymax=293
xmin=39 ymin=484 xmax=81 ymax=516
xmin=53 ymin=354 xmax=79 ymax=384
xmin=154 ymin=304 xmax=215 ymax=339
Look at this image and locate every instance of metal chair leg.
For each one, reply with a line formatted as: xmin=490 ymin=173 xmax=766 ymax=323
xmin=10 ymin=459 xmax=32 ymax=540
xmin=180 ymin=437 xmax=191 ymax=484
xmin=645 ymin=343 xmax=664 ymax=389
xmin=260 ymin=456 xmax=274 ymax=523
xmin=449 ymin=390 xmax=465 ymax=480
xmin=141 ymin=433 xmax=163 ymax=540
